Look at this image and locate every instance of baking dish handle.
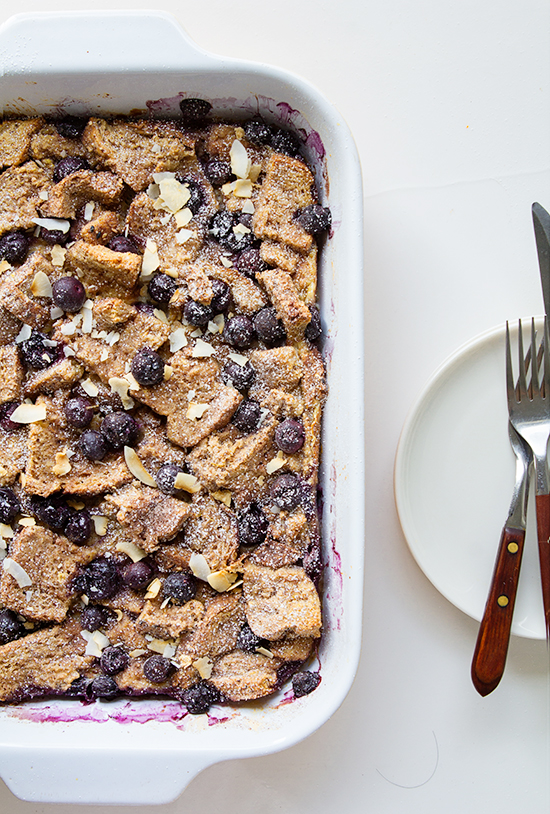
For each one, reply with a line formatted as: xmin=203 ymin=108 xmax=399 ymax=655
xmin=0 ymin=10 xmax=218 ymax=75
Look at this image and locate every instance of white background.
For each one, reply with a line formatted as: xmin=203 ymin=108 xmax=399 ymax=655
xmin=0 ymin=1 xmax=549 ymax=811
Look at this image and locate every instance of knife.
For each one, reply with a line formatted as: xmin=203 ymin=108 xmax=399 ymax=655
xmin=531 ymin=202 xmax=550 ymax=639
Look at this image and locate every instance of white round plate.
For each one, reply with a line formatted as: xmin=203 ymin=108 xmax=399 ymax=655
xmin=395 ymin=320 xmax=545 ymax=639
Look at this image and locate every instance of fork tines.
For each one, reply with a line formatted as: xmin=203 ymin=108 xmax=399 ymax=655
xmin=506 ymin=317 xmax=550 ymax=402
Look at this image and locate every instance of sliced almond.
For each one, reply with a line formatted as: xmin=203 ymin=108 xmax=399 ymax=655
xmin=186 ymin=402 xmax=209 ymax=420
xmin=51 ymin=245 xmax=67 ymax=268
xmin=192 ymin=656 xmax=213 ymax=680
xmin=10 ymin=403 xmax=47 ymax=424
xmin=80 ymin=378 xmax=99 ymax=397
xmin=124 ymin=447 xmax=157 ymax=487
xmin=174 ymin=472 xmax=201 ymax=494
xmin=211 ymin=490 xmax=232 ymax=507
xmin=52 ymin=450 xmax=72 ymax=476
xmin=189 ymin=552 xmax=211 ymax=581
xmin=266 ymin=450 xmax=287 ymax=474
xmin=92 ymin=516 xmax=108 ymax=536
xmin=32 ymin=217 xmax=70 ymax=234
xmin=169 ymin=327 xmax=188 ymax=352
xmin=192 ymin=338 xmax=215 ymax=358
xmin=207 ymin=569 xmax=238 ymax=593
xmin=30 ymin=270 xmax=53 ymax=298
xmin=145 ymin=577 xmax=162 ymax=599
xmin=234 ymin=179 xmax=253 ymax=198
xmin=2 ymin=557 xmax=32 ymax=588
xmin=230 ymin=138 xmax=251 ymax=180
xmin=115 ymin=541 xmax=147 ymax=562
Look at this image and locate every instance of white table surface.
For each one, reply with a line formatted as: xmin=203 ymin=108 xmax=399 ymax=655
xmin=1 ymin=0 xmax=549 ymax=811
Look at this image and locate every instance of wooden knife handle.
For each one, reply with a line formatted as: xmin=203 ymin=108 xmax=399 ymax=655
xmin=471 ymin=525 xmax=525 ymax=696
xmin=535 ymin=493 xmax=550 ymax=639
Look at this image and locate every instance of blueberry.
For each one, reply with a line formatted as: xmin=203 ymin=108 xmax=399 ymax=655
xmin=79 ymin=429 xmax=109 ymax=461
xmin=236 ymin=247 xmax=267 ymax=278
xmin=108 ymin=234 xmax=140 ymax=254
xmin=221 ymin=361 xmax=255 ymax=391
xmin=65 ymin=397 xmax=93 ymax=428
xmin=53 ymin=156 xmax=90 ymax=183
xmin=236 ymin=622 xmax=264 ymax=653
xmin=0 ymin=231 xmax=31 ymax=265
xmin=0 ymin=487 xmax=20 ymax=523
xmin=237 ymin=503 xmax=268 ymax=547
xmin=232 ymin=400 xmax=261 ymax=433
xmin=253 ymin=307 xmax=286 ymax=346
xmin=147 ymin=273 xmax=178 ymax=304
xmin=89 ymin=675 xmax=119 ymax=699
xmin=303 ymin=544 xmax=323 ymax=583
xmin=292 ymin=670 xmax=321 ymax=697
xmin=32 ymin=496 xmax=71 ymax=531
xmin=82 ymin=558 xmax=118 ymax=601
xmin=52 ymin=276 xmax=86 ymax=313
xmin=54 ymin=116 xmax=88 ymax=139
xmin=19 ymin=331 xmax=59 ymax=370
xmin=243 ymin=118 xmax=272 ymax=145
xmin=120 ymin=560 xmax=153 ymax=590
xmin=0 ymin=608 xmax=25 ymax=645
xmin=155 ymin=462 xmax=185 ymax=495
xmin=40 ymin=228 xmax=69 ymax=246
xmin=203 ymin=158 xmax=233 ymax=187
xmin=64 ymin=509 xmax=92 ymax=545
xmin=162 ymin=572 xmax=196 ymax=605
xmin=270 ymin=128 xmax=301 ymax=157
xmin=131 ymin=348 xmax=165 ymax=387
xmin=0 ymin=402 xmax=20 ymax=432
xmin=100 ymin=411 xmax=139 ymax=450
xmin=209 ymin=210 xmax=235 ymax=242
xmin=181 ymin=681 xmax=220 ymax=714
xmin=80 ymin=604 xmax=112 ymax=632
xmin=183 ymin=299 xmax=213 ymax=328
xmin=270 ymin=473 xmax=302 ymax=511
xmin=275 ymin=418 xmax=305 ymax=454
xmin=305 ymin=305 xmax=322 ymax=342
xmin=100 ymin=645 xmax=129 ymax=676
xmin=224 ymin=315 xmax=255 ymax=349
xmin=176 ymin=177 xmax=203 ymax=214
xmin=210 ymin=279 xmax=231 ymax=313
xmin=295 ymin=204 xmax=331 ymax=235
xmin=143 ymin=654 xmax=175 ymax=684
xmin=66 ymin=676 xmax=90 ymax=697
xmin=179 ymin=98 xmax=212 ymax=124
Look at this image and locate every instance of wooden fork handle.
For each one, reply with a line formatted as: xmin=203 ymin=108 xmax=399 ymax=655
xmin=535 ymin=493 xmax=550 ymax=639
xmin=471 ymin=525 xmax=525 ymax=696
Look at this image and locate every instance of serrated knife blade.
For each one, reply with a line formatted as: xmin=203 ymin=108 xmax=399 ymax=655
xmin=532 ymin=202 xmax=550 ymax=317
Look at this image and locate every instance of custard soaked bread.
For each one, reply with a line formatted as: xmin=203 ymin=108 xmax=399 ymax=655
xmin=0 ymin=102 xmax=329 ymax=713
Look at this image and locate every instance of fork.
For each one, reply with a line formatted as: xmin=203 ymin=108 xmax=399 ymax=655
xmin=471 ymin=373 xmax=533 ymax=695
xmin=506 ymin=318 xmax=550 ymax=641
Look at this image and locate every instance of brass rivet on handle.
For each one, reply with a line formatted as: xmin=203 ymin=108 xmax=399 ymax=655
xmin=497 ymin=595 xmax=509 ymax=607
xmin=507 ymin=542 xmax=519 ymax=554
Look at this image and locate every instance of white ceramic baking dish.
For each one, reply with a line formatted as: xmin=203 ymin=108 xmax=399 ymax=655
xmin=0 ymin=10 xmax=364 ymax=805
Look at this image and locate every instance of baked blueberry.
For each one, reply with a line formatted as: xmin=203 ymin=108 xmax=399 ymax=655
xmin=183 ymin=299 xmax=213 ymax=328
xmin=80 ymin=604 xmax=112 ymax=632
xmin=0 ymin=402 xmax=20 ymax=432
xmin=19 ymin=331 xmax=59 ymax=370
xmin=243 ymin=118 xmax=271 ymax=145
xmin=143 ymin=654 xmax=175 ymax=684
xmin=51 ymin=276 xmax=86 ymax=313
xmin=65 ymin=397 xmax=93 ymax=428
xmin=79 ymin=429 xmax=109 ymax=461
xmin=100 ymin=411 xmax=139 ymax=450
xmin=100 ymin=646 xmax=129 ymax=676
xmin=209 ymin=210 xmax=235 ymax=242
xmin=210 ymin=279 xmax=231 ymax=313
xmin=120 ymin=560 xmax=153 ymax=590
xmin=89 ymin=675 xmax=119 ymax=699
xmin=221 ymin=360 xmax=255 ymax=392
xmin=0 ymin=231 xmax=31 ymax=265
xmin=237 ymin=503 xmax=268 ymax=547
xmin=179 ymin=98 xmax=212 ymax=124
xmin=295 ymin=204 xmax=331 ymax=235
xmin=82 ymin=558 xmax=118 ymax=601
xmin=131 ymin=348 xmax=165 ymax=387
xmin=40 ymin=227 xmax=70 ymax=246
xmin=64 ymin=510 xmax=92 ymax=545
xmin=271 ymin=128 xmax=301 ymax=157
xmin=0 ymin=487 xmax=20 ymax=523
xmin=224 ymin=315 xmax=255 ymax=349
xmin=108 ymin=234 xmax=140 ymax=254
xmin=232 ymin=400 xmax=261 ymax=433
xmin=203 ymin=158 xmax=233 ymax=187
xmin=292 ymin=670 xmax=321 ymax=697
xmin=147 ymin=273 xmax=178 ymax=304
xmin=162 ymin=572 xmax=196 ymax=605
xmin=305 ymin=304 xmax=322 ymax=342
xmin=32 ymin=496 xmax=71 ymax=531
xmin=181 ymin=681 xmax=220 ymax=714
xmin=0 ymin=608 xmax=25 ymax=645
xmin=236 ymin=623 xmax=263 ymax=653
xmin=176 ymin=177 xmax=203 ymax=214
xmin=236 ymin=247 xmax=267 ymax=278
xmin=275 ymin=418 xmax=305 ymax=454
xmin=155 ymin=462 xmax=185 ymax=495
xmin=253 ymin=307 xmax=286 ymax=346
xmin=270 ymin=473 xmax=302 ymax=511
xmin=54 ymin=116 xmax=88 ymax=139
xmin=53 ymin=155 xmax=90 ymax=183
